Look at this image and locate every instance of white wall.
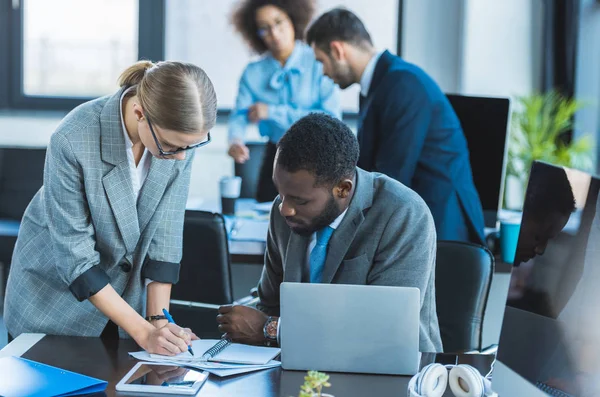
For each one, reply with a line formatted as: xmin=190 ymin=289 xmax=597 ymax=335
xmin=401 ymin=0 xmax=465 ymax=93
xmin=460 ymin=0 xmax=543 ymax=97
xmin=402 ymin=0 xmax=543 ymax=98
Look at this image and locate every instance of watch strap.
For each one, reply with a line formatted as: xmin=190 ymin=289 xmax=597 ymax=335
xmin=146 ymin=314 xmax=167 ymax=322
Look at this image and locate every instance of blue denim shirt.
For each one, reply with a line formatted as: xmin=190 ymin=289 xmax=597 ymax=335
xmin=228 ymin=41 xmax=341 ymax=143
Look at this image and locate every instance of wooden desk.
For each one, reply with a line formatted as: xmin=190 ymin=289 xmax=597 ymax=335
xmin=2 ymin=334 xmax=495 ymax=397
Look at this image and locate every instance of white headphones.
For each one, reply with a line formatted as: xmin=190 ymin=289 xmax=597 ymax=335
xmin=407 ymin=363 xmax=498 ymax=397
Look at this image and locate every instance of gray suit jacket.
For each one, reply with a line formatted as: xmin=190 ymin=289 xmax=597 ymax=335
xmin=4 ymin=88 xmax=194 ymax=337
xmin=257 ymin=168 xmax=443 ymax=352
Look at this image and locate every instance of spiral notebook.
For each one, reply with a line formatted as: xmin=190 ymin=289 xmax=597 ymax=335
xmin=150 ymin=339 xmax=280 ymax=365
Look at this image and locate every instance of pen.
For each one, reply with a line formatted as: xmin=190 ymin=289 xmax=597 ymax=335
xmin=162 ymin=308 xmax=195 ymax=356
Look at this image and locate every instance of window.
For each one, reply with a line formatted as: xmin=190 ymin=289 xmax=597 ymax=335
xmin=22 ymin=0 xmax=138 ymax=98
xmin=0 ymin=0 xmax=165 ymax=110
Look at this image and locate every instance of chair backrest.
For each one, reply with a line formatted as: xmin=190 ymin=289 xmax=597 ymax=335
xmin=435 ymin=240 xmax=494 ymax=353
xmin=234 ymin=141 xmax=267 ymax=199
xmin=0 ymin=147 xmax=46 ymax=220
xmin=446 ymin=94 xmax=511 ymax=228
xmin=171 ymin=210 xmax=233 ymax=305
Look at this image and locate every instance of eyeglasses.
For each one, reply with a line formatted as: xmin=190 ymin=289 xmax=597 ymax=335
xmin=146 ymin=116 xmax=211 ymax=156
xmin=257 ymin=19 xmax=286 ymax=38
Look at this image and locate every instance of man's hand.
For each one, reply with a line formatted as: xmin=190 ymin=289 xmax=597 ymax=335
xmin=217 ymin=305 xmax=268 ymax=345
xmin=248 ymin=103 xmax=269 ymax=123
xmin=227 ymin=142 xmax=250 ymax=163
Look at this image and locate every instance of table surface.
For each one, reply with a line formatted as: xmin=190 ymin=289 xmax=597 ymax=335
xmin=2 ymin=334 xmax=495 ymax=397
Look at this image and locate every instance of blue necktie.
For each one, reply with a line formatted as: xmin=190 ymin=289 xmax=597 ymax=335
xmin=310 ymin=226 xmax=335 ymax=283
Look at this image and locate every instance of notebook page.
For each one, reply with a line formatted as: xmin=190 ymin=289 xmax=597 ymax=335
xmin=211 ymin=343 xmax=280 ymax=365
xmin=148 ymin=339 xmax=280 ymax=365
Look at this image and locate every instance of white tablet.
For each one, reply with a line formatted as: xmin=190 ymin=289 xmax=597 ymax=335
xmin=116 ymin=361 xmax=209 ymax=395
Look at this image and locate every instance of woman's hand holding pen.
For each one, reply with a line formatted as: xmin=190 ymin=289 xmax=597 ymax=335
xmin=142 ymin=323 xmax=199 ymax=356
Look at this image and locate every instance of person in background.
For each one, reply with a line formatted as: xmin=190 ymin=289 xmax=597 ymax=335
xmin=306 ymin=8 xmax=486 ymax=244
xmin=228 ymin=0 xmax=341 ymax=203
xmin=4 ymin=61 xmax=217 ymax=355
xmin=217 ymin=113 xmax=442 ymax=353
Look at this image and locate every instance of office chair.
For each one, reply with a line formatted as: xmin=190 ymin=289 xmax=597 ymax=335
xmin=0 ymin=147 xmax=47 ymax=220
xmin=0 ymin=148 xmax=46 ymax=307
xmin=169 ymin=210 xmax=257 ymax=338
xmin=234 ymin=141 xmax=267 ymax=199
xmin=435 ymin=240 xmax=494 ymax=353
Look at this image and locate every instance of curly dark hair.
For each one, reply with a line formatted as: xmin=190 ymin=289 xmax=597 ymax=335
xmin=231 ymin=0 xmax=316 ymax=54
xmin=276 ymin=113 xmax=359 ymax=187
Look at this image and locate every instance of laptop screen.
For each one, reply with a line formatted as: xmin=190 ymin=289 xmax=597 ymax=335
xmin=496 ymin=161 xmax=600 ymax=396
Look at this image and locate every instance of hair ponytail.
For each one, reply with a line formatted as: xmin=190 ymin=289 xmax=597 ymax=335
xmin=117 ymin=60 xmax=155 ymax=88
xmin=117 ymin=60 xmax=217 ymax=135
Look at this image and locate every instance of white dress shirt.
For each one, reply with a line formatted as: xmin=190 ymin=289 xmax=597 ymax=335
xmin=119 ymin=87 xmax=151 ymax=201
xmin=359 ymin=50 xmax=384 ymax=97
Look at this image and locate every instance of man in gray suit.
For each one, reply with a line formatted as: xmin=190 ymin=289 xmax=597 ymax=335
xmin=218 ymin=113 xmax=442 ymax=353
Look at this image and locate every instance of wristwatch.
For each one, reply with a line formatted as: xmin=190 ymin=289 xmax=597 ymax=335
xmin=263 ymin=316 xmax=278 ymax=345
xmin=145 ymin=314 xmax=167 ymax=322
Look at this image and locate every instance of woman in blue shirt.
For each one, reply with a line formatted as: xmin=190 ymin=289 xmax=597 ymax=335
xmin=229 ymin=0 xmax=341 ymax=202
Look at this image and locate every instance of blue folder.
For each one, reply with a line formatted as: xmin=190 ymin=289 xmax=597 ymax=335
xmin=0 ymin=356 xmax=107 ymax=397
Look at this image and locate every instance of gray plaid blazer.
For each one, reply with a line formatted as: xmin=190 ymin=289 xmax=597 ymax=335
xmin=4 ymin=88 xmax=194 ymax=337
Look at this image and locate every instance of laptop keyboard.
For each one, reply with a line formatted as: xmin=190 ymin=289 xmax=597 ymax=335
xmin=535 ymin=381 xmax=575 ymax=397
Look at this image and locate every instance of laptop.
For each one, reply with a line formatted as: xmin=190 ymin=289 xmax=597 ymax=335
xmin=280 ymin=282 xmax=420 ymax=375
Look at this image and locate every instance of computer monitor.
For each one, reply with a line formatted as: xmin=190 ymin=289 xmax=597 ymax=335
xmin=446 ymin=95 xmax=511 ymax=228
xmin=493 ymin=161 xmax=600 ymax=396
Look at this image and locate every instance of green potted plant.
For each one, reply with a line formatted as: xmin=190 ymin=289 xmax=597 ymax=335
xmin=296 ymin=370 xmax=333 ymax=397
xmin=505 ymin=91 xmax=594 ymax=209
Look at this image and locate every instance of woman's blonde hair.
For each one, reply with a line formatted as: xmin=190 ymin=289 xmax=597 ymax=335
xmin=118 ymin=60 xmax=217 ymax=134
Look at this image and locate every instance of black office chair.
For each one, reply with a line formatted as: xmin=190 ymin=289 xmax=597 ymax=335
xmin=435 ymin=240 xmax=494 ymax=353
xmin=0 ymin=147 xmax=47 ymax=220
xmin=170 ymin=210 xmax=256 ymax=338
xmin=234 ymin=141 xmax=267 ymax=199
xmin=0 ymin=148 xmax=46 ymax=307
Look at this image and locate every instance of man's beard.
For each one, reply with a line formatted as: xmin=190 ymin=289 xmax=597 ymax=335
xmin=291 ymin=195 xmax=341 ymax=237
xmin=331 ymin=62 xmax=355 ymax=90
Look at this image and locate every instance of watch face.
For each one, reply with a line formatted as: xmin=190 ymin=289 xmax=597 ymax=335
xmin=266 ymin=318 xmax=278 ymax=339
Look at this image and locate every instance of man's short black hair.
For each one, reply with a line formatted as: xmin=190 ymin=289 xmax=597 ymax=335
xmin=525 ymin=162 xmax=576 ymax=220
xmin=306 ymin=7 xmax=373 ymax=53
xmin=276 ymin=113 xmax=359 ymax=186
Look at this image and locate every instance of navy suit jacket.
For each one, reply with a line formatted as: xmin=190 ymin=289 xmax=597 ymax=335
xmin=357 ymin=50 xmax=485 ymax=244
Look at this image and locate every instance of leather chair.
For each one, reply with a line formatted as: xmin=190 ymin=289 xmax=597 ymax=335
xmin=0 ymin=147 xmax=47 ymax=221
xmin=170 ymin=210 xmax=256 ymax=338
xmin=435 ymin=240 xmax=494 ymax=353
xmin=0 ymin=148 xmax=46 ymax=308
xmin=234 ymin=141 xmax=267 ymax=199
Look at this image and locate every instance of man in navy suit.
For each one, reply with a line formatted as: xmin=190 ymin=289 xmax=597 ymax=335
xmin=307 ymin=8 xmax=485 ymax=244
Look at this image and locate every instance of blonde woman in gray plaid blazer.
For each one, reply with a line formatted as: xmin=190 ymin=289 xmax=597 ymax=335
xmin=4 ymin=61 xmax=217 ymax=355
